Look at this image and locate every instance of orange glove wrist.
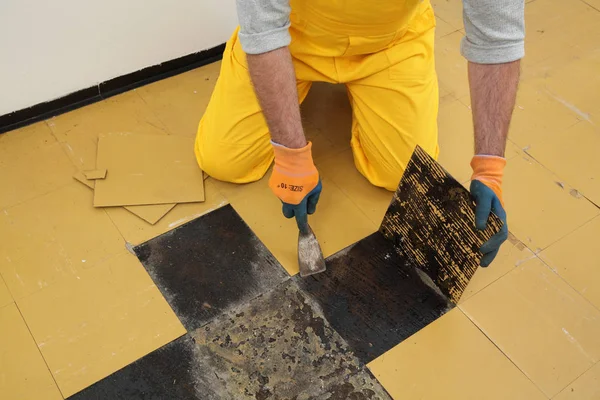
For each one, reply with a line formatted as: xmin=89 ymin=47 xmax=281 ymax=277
xmin=268 ymin=141 xmax=319 ymax=205
xmin=470 ymin=155 xmax=506 ymax=205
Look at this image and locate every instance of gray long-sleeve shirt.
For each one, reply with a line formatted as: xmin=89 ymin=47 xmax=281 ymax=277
xmin=236 ymin=0 xmax=525 ymax=64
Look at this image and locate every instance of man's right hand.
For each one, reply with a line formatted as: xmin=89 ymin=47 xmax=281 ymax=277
xmin=268 ymin=141 xmax=322 ymax=229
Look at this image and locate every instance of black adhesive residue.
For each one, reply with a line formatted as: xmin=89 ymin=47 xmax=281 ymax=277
xmin=134 ymin=204 xmax=289 ymax=331
xmin=68 ymin=335 xmax=200 ymax=400
xmin=296 ymin=232 xmax=452 ymax=365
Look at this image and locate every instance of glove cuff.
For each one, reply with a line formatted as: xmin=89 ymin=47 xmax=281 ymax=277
xmin=271 ymin=140 xmax=317 ymax=177
xmin=470 ymin=155 xmax=506 ymax=204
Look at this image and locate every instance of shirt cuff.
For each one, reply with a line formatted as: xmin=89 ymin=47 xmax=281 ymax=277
xmin=238 ymin=24 xmax=292 ymax=54
xmin=460 ymin=37 xmax=524 ymax=64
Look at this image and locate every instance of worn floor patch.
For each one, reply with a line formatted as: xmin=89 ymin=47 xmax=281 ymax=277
xmin=380 ymin=146 xmax=503 ymax=303
xmin=69 ymin=281 xmax=390 ymax=400
xmin=296 ymin=232 xmax=452 ymax=364
xmin=134 ymin=204 xmax=289 ymax=331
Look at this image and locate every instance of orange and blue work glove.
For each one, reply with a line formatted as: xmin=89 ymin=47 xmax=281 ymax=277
xmin=470 ymin=155 xmax=509 ymax=267
xmin=268 ymin=141 xmax=322 ymax=229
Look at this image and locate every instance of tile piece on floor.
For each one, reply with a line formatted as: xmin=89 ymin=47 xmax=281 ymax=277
xmin=317 ymin=148 xmax=393 ymax=226
xmin=94 ymin=134 xmax=204 ymax=207
xmin=17 ymin=250 xmax=186 ymax=398
xmin=0 ymin=184 xmax=125 ymax=299
xmin=431 ymin=0 xmax=464 ymax=30
xmin=368 ymin=308 xmax=546 ymax=400
xmin=503 ymin=154 xmax=599 ymax=252
xmin=136 ymin=62 xmax=221 ymax=137
xmin=72 ymin=172 xmax=176 ymax=225
xmin=539 ymin=216 xmax=600 ymax=310
xmin=70 ymin=281 xmax=391 ymax=399
xmin=106 ymin=179 xmax=228 ymax=245
xmin=0 ymin=304 xmax=63 ymax=400
xmin=0 ymin=140 xmax=74 ymax=209
xmin=461 ymin=257 xmax=600 ymax=398
xmin=134 ymin=204 xmax=288 ymax=331
xmin=0 ymin=277 xmax=12 ymax=308
xmin=528 ymin=121 xmax=600 ymax=206
xmin=213 ymin=170 xmax=377 ymax=276
xmin=460 ymin=233 xmax=534 ymax=302
xmin=437 ymin=100 xmax=475 ymax=183
xmin=296 ymin=232 xmax=452 ymax=364
xmin=553 ymin=362 xmax=600 ymax=400
xmin=380 ymin=146 xmax=502 ymax=304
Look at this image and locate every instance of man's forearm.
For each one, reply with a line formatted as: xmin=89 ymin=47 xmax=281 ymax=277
xmin=468 ymin=60 xmax=520 ymax=157
xmin=247 ymin=47 xmax=306 ymax=149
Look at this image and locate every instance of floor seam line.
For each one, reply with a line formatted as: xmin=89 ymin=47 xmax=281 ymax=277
xmin=458 ymin=308 xmax=548 ymax=398
xmin=15 ymin=302 xmax=66 ymax=399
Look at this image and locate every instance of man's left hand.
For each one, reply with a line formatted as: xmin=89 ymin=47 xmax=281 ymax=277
xmin=470 ymin=155 xmax=509 ymax=267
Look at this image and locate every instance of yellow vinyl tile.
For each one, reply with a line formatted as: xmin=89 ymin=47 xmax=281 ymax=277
xmin=434 ymin=16 xmax=458 ymax=38
xmin=0 ymin=121 xmax=56 ymax=157
xmin=0 ymin=304 xmax=63 ymax=400
xmin=0 ymin=184 xmax=124 ymax=300
xmin=16 ymin=250 xmax=186 ymax=398
xmin=430 ymin=0 xmax=464 ymax=30
xmin=502 ymin=154 xmax=599 ymax=252
xmin=528 ymin=121 xmax=600 ymax=205
xmin=541 ymin=52 xmax=600 ymax=124
xmin=553 ymin=362 xmax=600 ymax=400
xmin=460 ymin=257 xmax=600 ymax=398
xmin=460 ymin=233 xmax=535 ymax=303
xmin=0 ymin=276 xmax=12 ymax=308
xmin=47 ymin=91 xmax=169 ymax=169
xmin=317 ymin=148 xmax=393 ymax=226
xmin=301 ymin=82 xmax=353 ymax=152
xmin=436 ymin=100 xmax=520 ymax=184
xmin=135 ymin=62 xmax=221 ymax=137
xmin=368 ymin=308 xmax=546 ymax=400
xmin=213 ymin=170 xmax=377 ymax=275
xmin=434 ymin=31 xmax=470 ymax=100
xmin=539 ymin=216 xmax=600 ymax=311
xmin=509 ymin=79 xmax=582 ymax=149
xmin=0 ymin=124 xmax=74 ymax=209
xmin=105 ymin=178 xmax=228 ymax=245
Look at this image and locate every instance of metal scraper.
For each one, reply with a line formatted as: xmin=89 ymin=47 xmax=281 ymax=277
xmin=297 ymin=219 xmax=326 ymax=277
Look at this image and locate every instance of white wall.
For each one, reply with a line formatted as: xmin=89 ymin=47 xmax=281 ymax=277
xmin=0 ymin=0 xmax=238 ymax=115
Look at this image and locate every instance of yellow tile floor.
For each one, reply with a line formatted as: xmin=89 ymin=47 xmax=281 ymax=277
xmin=1 ymin=0 xmax=599 ymax=398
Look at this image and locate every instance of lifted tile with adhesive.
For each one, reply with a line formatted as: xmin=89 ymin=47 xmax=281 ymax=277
xmin=71 ymin=281 xmax=391 ymax=400
xmin=94 ymin=134 xmax=205 ymax=207
xmin=134 ymin=204 xmax=288 ymax=331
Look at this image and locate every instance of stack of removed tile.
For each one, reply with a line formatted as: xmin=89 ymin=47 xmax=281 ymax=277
xmin=73 ymin=133 xmax=205 ymax=225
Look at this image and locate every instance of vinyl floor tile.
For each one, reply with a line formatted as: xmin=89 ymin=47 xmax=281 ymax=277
xmin=461 ymin=257 xmax=600 ymax=397
xmin=539 ymin=216 xmax=600 ymax=311
xmin=502 ymin=154 xmax=599 ymax=252
xmin=368 ymin=308 xmax=547 ymax=400
xmin=136 ymin=62 xmax=221 ymax=137
xmin=17 ymin=250 xmax=186 ymax=398
xmin=553 ymin=362 xmax=600 ymax=400
xmin=0 ymin=304 xmax=63 ymax=400
xmin=0 ymin=183 xmax=124 ymax=300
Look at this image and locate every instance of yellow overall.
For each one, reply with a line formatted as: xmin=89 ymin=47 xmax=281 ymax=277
xmin=195 ymin=0 xmax=439 ymax=191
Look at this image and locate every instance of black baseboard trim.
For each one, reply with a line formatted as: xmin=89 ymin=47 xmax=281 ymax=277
xmin=0 ymin=43 xmax=226 ymax=135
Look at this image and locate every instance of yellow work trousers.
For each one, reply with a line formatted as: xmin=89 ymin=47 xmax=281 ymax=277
xmin=195 ymin=0 xmax=439 ymax=191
